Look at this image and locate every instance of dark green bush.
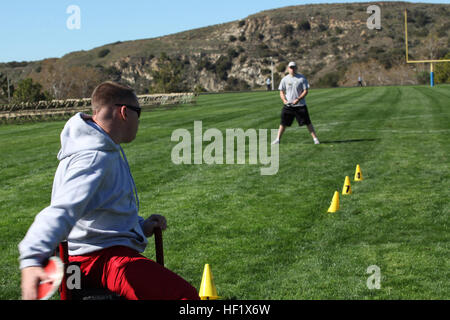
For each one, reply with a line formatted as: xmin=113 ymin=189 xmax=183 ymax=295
xmin=281 ymin=24 xmax=295 ymax=37
xmin=298 ymin=21 xmax=311 ymax=31
xmin=416 ymin=71 xmax=429 ymax=84
xmin=214 ymin=56 xmax=232 ymax=81
xmin=224 ymin=77 xmax=250 ymax=91
xmin=316 ymin=72 xmax=340 ymax=87
xmin=98 ymin=49 xmax=110 ymax=58
xmin=277 ymin=62 xmax=287 ymax=73
xmin=318 ymin=24 xmax=328 ymax=32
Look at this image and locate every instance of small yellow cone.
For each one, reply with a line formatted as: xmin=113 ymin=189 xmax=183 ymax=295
xmin=342 ymin=176 xmax=352 ymax=195
xmin=327 ymin=191 xmax=340 ymax=213
xmin=199 ymin=264 xmax=219 ymax=300
xmin=354 ymin=164 xmax=363 ymax=181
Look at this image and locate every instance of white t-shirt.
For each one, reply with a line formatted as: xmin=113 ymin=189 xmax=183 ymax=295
xmin=278 ymin=73 xmax=309 ymax=107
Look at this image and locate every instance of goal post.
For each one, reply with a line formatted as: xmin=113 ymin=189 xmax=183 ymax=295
xmin=404 ymin=9 xmax=450 ymax=86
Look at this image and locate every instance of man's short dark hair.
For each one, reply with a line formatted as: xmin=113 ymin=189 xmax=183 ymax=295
xmin=91 ymin=81 xmax=136 ymax=111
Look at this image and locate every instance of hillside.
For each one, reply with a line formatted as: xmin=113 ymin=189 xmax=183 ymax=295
xmin=0 ymin=1 xmax=449 ymax=100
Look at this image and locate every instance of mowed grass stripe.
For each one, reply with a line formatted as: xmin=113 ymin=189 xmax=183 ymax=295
xmin=264 ymin=85 xmax=448 ymax=299
xmin=257 ymin=88 xmax=393 ymax=298
xmin=0 ymin=85 xmax=448 ymax=299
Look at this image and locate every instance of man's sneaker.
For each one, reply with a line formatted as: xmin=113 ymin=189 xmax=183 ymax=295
xmin=314 ymin=138 xmax=320 ymax=145
xmin=272 ymin=139 xmax=280 ymax=145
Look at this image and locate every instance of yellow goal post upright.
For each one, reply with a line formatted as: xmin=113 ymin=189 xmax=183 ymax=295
xmin=404 ymin=9 xmax=450 ymax=87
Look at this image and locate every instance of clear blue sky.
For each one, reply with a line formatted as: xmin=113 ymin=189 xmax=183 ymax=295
xmin=0 ymin=0 xmax=448 ymax=63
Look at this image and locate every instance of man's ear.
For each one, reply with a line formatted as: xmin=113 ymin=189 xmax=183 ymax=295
xmin=119 ymin=105 xmax=128 ymax=120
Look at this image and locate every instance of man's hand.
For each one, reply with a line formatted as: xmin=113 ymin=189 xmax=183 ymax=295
xmin=143 ymin=214 xmax=167 ymax=237
xmin=280 ymin=90 xmax=288 ymax=105
xmin=21 ymin=266 xmax=49 ymax=300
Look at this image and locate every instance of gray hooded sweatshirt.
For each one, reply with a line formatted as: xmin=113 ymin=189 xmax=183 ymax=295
xmin=18 ymin=113 xmax=148 ymax=269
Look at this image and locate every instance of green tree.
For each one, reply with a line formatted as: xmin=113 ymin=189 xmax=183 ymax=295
xmin=435 ymin=53 xmax=450 ymax=84
xmin=150 ymin=53 xmax=187 ymax=93
xmin=0 ymin=72 xmax=14 ymax=103
xmin=214 ymin=55 xmax=232 ymax=81
xmin=12 ymin=78 xmax=48 ymax=103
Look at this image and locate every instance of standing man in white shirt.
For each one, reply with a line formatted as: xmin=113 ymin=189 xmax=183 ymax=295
xmin=266 ymin=77 xmax=271 ymax=91
xmin=272 ymin=61 xmax=319 ymax=145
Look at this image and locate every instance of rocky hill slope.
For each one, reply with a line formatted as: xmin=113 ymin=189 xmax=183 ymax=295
xmin=0 ymin=1 xmax=449 ymax=100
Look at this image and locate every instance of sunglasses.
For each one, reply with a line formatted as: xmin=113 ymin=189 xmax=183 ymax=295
xmin=115 ymin=104 xmax=141 ymax=118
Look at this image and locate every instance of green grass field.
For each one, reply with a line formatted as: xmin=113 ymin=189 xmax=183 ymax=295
xmin=0 ymin=85 xmax=449 ymax=300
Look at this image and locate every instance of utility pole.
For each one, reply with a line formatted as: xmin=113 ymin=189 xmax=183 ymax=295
xmin=7 ymin=72 xmax=11 ymax=104
xmin=270 ymin=56 xmax=274 ymax=91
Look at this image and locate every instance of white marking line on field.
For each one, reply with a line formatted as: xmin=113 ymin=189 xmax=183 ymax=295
xmin=345 ymin=129 xmax=450 ymax=134
xmin=389 ymin=113 xmax=450 ymax=120
xmin=313 ymin=113 xmax=450 ymax=128
xmin=305 ymin=128 xmax=450 ymax=134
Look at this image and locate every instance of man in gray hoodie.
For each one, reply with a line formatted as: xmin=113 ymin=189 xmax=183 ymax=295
xmin=19 ymin=81 xmax=199 ymax=300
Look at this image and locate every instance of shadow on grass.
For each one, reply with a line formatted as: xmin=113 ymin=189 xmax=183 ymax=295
xmin=320 ymin=138 xmax=379 ymax=144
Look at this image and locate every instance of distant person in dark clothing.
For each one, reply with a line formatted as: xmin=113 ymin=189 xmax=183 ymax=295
xmin=358 ymin=76 xmax=363 ymax=87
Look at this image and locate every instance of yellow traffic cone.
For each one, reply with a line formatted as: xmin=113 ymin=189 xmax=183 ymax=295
xmin=354 ymin=164 xmax=363 ymax=181
xmin=199 ymin=264 xmax=219 ymax=300
xmin=327 ymin=191 xmax=339 ymax=213
xmin=342 ymin=176 xmax=352 ymax=195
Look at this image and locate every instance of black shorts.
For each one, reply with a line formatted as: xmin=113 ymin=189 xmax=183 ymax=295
xmin=280 ymin=105 xmax=312 ymax=127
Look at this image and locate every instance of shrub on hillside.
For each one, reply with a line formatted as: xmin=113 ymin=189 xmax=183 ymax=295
xmin=435 ymin=53 xmax=450 ymax=83
xmin=316 ymin=72 xmax=340 ymax=88
xmin=416 ymin=71 xmax=429 ymax=84
xmin=298 ymin=21 xmax=311 ymax=31
xmin=98 ymin=49 xmax=110 ymax=58
xmin=409 ymin=10 xmax=432 ymax=26
xmin=194 ymin=85 xmax=208 ymax=94
xmin=318 ymin=24 xmax=328 ymax=32
xmin=255 ymin=43 xmax=277 ymax=58
xmin=289 ymin=39 xmax=300 ymax=47
xmin=277 ymin=62 xmax=287 ymax=73
xmin=224 ymin=77 xmax=250 ymax=91
xmin=214 ymin=55 xmax=233 ymax=81
xmin=368 ymin=47 xmax=403 ymax=69
xmin=150 ymin=53 xmax=188 ymax=93
xmin=281 ymin=24 xmax=295 ymax=37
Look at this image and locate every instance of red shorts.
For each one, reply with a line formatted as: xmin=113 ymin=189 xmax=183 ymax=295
xmin=69 ymin=245 xmax=199 ymax=300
